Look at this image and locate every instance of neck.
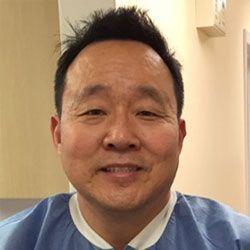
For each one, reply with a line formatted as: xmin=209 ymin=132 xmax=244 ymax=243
xmin=77 ymin=192 xmax=170 ymax=249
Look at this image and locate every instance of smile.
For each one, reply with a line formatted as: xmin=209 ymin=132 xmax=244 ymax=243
xmin=97 ymin=164 xmax=144 ymax=183
xmin=98 ymin=163 xmax=144 ymax=174
xmin=100 ymin=167 xmax=142 ymax=173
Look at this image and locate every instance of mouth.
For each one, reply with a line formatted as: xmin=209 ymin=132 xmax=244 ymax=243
xmin=98 ymin=164 xmax=144 ymax=173
xmin=97 ymin=164 xmax=145 ymax=183
xmin=100 ymin=166 xmax=142 ymax=173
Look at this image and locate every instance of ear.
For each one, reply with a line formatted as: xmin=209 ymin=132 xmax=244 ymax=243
xmin=51 ymin=115 xmax=62 ymax=154
xmin=178 ymin=119 xmax=186 ymax=152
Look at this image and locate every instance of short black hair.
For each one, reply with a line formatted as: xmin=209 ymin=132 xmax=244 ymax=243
xmin=55 ymin=6 xmax=184 ymax=118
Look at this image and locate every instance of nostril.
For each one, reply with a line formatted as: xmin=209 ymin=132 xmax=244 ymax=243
xmin=105 ymin=142 xmax=137 ymax=150
xmin=107 ymin=143 xmax=115 ymax=148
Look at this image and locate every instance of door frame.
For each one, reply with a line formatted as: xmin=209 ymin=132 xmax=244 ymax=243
xmin=243 ymin=29 xmax=250 ymax=215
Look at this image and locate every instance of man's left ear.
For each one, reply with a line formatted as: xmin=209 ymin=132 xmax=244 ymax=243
xmin=178 ymin=119 xmax=186 ymax=152
xmin=50 ymin=115 xmax=62 ymax=154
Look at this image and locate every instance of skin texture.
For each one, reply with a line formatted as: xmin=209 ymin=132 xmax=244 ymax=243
xmin=51 ymin=40 xmax=186 ymax=249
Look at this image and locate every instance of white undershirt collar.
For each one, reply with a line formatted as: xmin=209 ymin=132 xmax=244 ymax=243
xmin=69 ymin=191 xmax=177 ymax=249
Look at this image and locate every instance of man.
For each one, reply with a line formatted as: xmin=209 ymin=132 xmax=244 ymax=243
xmin=0 ymin=7 xmax=250 ymax=250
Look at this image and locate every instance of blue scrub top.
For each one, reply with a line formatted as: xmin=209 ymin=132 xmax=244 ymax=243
xmin=0 ymin=192 xmax=250 ymax=250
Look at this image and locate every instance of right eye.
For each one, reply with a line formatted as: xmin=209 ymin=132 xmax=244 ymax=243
xmin=80 ymin=109 xmax=106 ymax=116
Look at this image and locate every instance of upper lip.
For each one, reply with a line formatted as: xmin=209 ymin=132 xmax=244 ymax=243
xmin=98 ymin=163 xmax=144 ymax=172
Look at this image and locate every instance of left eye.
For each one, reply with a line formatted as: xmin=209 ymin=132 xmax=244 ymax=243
xmin=137 ymin=111 xmax=157 ymax=117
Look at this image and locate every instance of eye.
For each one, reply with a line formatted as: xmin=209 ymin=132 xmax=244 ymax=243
xmin=137 ymin=111 xmax=158 ymax=117
xmin=80 ymin=109 xmax=106 ymax=116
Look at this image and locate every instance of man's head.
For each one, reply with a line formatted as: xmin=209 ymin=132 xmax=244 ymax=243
xmin=54 ymin=7 xmax=184 ymax=118
xmin=51 ymin=7 xmax=186 ymax=217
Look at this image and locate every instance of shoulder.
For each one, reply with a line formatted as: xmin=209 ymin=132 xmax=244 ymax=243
xmin=0 ymin=193 xmax=74 ymax=249
xmin=175 ymin=192 xmax=250 ymax=220
xmin=173 ymin=192 xmax=250 ymax=246
xmin=0 ymin=193 xmax=72 ymax=226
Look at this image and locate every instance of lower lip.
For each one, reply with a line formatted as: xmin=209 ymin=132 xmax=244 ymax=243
xmin=98 ymin=169 xmax=142 ymax=183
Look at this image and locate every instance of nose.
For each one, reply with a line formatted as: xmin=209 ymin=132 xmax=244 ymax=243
xmin=103 ymin=115 xmax=140 ymax=151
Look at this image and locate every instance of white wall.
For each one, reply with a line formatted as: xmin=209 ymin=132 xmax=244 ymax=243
xmin=116 ymin=0 xmax=250 ymax=213
xmin=58 ymin=0 xmax=115 ymax=42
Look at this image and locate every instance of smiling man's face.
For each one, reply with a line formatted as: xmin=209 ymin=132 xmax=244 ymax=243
xmin=51 ymin=40 xmax=186 ymax=213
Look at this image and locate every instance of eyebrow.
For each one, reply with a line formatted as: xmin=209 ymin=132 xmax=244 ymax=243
xmin=72 ymin=83 xmax=170 ymax=109
xmin=133 ymin=85 xmax=168 ymax=108
xmin=75 ymin=84 xmax=110 ymax=101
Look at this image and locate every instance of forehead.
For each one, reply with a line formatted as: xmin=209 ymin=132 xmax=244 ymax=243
xmin=65 ymin=40 xmax=175 ymax=102
xmin=70 ymin=40 xmax=164 ymax=69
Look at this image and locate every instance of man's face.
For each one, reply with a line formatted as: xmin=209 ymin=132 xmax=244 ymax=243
xmin=51 ymin=40 xmax=186 ymax=212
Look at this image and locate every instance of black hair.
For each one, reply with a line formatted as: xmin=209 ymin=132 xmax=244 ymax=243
xmin=55 ymin=6 xmax=184 ymax=118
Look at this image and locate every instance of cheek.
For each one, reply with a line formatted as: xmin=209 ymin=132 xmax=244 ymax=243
xmin=141 ymin=126 xmax=180 ymax=159
xmin=59 ymin=126 xmax=102 ymax=186
xmin=142 ymin=127 xmax=180 ymax=188
xmin=61 ymin=125 xmax=101 ymax=159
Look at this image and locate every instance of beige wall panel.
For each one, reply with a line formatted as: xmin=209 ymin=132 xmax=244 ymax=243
xmin=0 ymin=0 xmax=68 ymax=198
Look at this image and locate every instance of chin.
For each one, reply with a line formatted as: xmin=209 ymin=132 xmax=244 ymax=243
xmin=100 ymin=200 xmax=147 ymax=213
xmin=80 ymin=190 xmax=147 ymax=213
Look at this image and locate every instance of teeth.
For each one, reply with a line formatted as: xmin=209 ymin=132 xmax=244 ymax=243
xmin=104 ymin=167 xmax=139 ymax=173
